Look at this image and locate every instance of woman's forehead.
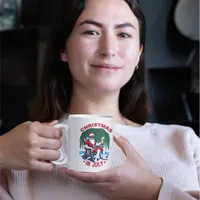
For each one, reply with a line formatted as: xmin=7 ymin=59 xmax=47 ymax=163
xmin=75 ymin=0 xmax=139 ymax=28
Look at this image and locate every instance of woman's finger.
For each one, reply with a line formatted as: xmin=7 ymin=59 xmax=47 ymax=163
xmin=61 ymin=168 xmax=118 ymax=183
xmin=34 ymin=123 xmax=62 ymax=139
xmin=33 ymin=160 xmax=55 ymax=172
xmin=39 ymin=138 xmax=62 ymax=150
xmin=37 ymin=149 xmax=61 ymax=161
xmin=113 ymin=133 xmax=134 ymax=158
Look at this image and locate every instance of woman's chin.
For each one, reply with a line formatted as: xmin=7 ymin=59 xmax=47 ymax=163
xmin=90 ymin=82 xmax=123 ymax=94
xmin=86 ymin=73 xmax=130 ymax=93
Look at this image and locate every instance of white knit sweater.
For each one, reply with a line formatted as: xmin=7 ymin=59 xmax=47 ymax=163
xmin=0 ymin=122 xmax=199 ymax=200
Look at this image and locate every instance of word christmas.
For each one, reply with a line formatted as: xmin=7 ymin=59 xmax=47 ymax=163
xmin=80 ymin=123 xmax=112 ymax=133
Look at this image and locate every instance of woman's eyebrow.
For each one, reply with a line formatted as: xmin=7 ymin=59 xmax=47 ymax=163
xmin=78 ymin=19 xmax=136 ymax=30
xmin=78 ymin=20 xmax=102 ymax=28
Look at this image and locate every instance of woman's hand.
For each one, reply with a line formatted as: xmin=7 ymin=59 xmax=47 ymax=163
xmin=0 ymin=121 xmax=62 ymax=171
xmin=61 ymin=133 xmax=163 ymax=200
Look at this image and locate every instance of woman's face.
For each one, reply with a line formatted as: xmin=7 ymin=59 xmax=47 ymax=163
xmin=61 ymin=0 xmax=142 ymax=93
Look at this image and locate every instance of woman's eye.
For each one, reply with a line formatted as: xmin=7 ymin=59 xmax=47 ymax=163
xmin=118 ymin=33 xmax=131 ymax=38
xmin=83 ymin=30 xmax=99 ymax=35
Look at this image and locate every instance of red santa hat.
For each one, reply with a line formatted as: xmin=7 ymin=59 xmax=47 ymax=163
xmin=88 ymin=132 xmax=94 ymax=137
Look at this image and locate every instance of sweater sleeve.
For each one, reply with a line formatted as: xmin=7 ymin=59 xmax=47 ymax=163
xmin=192 ymin=130 xmax=200 ymax=186
xmin=158 ymin=180 xmax=199 ymax=200
xmin=158 ymin=127 xmax=200 ymax=200
xmin=0 ymin=169 xmax=13 ymax=200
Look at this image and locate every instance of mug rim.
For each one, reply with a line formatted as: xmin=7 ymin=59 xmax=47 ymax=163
xmin=68 ymin=114 xmax=113 ymax=119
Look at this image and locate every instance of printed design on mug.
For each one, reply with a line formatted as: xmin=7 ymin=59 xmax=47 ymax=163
xmin=79 ymin=123 xmax=112 ymax=168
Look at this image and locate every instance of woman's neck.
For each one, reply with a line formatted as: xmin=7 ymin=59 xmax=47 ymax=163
xmin=68 ymin=85 xmax=125 ymax=125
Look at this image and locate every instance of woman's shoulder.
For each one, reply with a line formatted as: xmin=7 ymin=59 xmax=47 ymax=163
xmin=146 ymin=122 xmax=199 ymax=144
xmin=116 ymin=120 xmax=192 ymax=133
xmin=123 ymin=122 xmax=199 ymax=150
xmin=120 ymin=121 xmax=198 ymax=141
xmin=147 ymin=122 xmax=192 ymax=133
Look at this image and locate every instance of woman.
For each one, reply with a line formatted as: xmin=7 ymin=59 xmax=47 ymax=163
xmin=0 ymin=0 xmax=199 ymax=199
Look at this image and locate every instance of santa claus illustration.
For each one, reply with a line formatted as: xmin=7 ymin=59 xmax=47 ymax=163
xmin=84 ymin=132 xmax=105 ymax=162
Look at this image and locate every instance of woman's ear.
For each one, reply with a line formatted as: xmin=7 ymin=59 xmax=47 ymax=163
xmin=136 ymin=45 xmax=143 ymax=65
xmin=60 ymin=52 xmax=68 ymax=62
xmin=135 ymin=45 xmax=143 ymax=66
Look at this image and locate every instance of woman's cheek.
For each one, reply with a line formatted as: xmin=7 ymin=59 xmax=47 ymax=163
xmin=120 ymin=43 xmax=140 ymax=64
xmin=119 ymin=45 xmax=137 ymax=59
xmin=77 ymin=39 xmax=98 ymax=59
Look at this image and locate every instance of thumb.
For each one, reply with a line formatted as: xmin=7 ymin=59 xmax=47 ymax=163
xmin=113 ymin=132 xmax=133 ymax=157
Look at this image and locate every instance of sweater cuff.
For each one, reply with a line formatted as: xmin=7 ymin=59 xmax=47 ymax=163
xmin=158 ymin=180 xmax=197 ymax=200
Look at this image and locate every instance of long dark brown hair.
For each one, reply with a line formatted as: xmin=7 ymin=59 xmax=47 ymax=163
xmin=31 ymin=0 xmax=148 ymax=124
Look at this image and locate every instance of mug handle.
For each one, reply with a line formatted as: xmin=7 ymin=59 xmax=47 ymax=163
xmin=50 ymin=124 xmax=68 ymax=166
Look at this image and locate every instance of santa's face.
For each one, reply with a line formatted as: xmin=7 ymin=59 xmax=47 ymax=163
xmin=89 ymin=137 xmax=95 ymax=145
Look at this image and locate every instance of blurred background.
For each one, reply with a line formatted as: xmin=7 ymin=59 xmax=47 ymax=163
xmin=0 ymin=0 xmax=199 ymax=136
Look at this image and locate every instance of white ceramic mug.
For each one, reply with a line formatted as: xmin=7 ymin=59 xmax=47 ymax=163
xmin=51 ymin=114 xmax=114 ymax=172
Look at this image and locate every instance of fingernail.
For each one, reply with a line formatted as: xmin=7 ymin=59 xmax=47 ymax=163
xmin=114 ymin=131 xmax=121 ymax=138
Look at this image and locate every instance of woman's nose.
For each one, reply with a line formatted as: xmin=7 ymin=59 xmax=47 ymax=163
xmin=98 ymin=34 xmax=117 ymax=59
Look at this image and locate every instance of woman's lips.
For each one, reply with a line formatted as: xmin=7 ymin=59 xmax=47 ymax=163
xmin=91 ymin=64 xmax=121 ymax=70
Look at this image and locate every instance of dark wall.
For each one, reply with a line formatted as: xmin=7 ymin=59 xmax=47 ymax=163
xmin=140 ymin=0 xmax=195 ymax=68
xmin=21 ymin=0 xmax=63 ymax=26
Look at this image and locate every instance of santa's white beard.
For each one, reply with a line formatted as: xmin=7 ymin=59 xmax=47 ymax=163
xmin=89 ymin=138 xmax=95 ymax=145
